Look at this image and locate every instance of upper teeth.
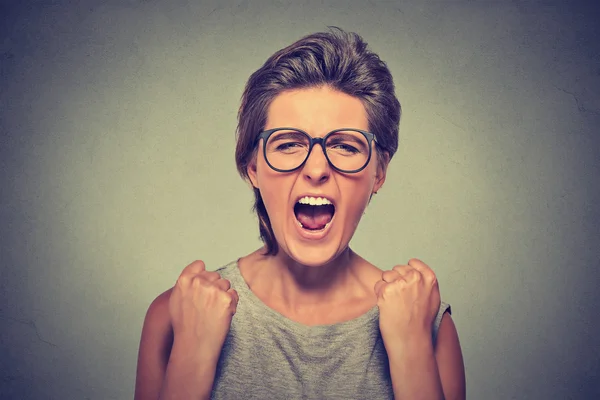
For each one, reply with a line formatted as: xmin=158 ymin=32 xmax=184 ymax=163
xmin=298 ymin=196 xmax=333 ymax=206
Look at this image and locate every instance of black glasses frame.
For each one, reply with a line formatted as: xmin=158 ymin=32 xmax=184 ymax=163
xmin=256 ymin=127 xmax=378 ymax=173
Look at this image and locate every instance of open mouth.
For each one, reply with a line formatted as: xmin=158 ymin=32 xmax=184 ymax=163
xmin=293 ymin=196 xmax=336 ymax=231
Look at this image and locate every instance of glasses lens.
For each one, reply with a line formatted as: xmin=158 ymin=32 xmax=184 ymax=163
xmin=325 ymin=130 xmax=370 ymax=171
xmin=265 ymin=129 xmax=371 ymax=172
xmin=265 ymin=130 xmax=310 ymax=171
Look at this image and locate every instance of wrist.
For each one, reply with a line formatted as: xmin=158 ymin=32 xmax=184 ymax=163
xmin=170 ymin=336 xmax=221 ymax=367
xmin=382 ymin=329 xmax=433 ymax=357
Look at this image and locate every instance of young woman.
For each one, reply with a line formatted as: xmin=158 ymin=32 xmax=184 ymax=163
xmin=135 ymin=28 xmax=466 ymax=400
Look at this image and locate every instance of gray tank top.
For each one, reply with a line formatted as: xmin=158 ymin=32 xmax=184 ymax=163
xmin=211 ymin=260 xmax=451 ymax=400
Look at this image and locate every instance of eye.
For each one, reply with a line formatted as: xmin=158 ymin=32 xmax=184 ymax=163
xmin=329 ymin=143 xmax=360 ymax=154
xmin=325 ymin=131 xmax=369 ymax=155
xmin=276 ymin=142 xmax=305 ymax=152
xmin=267 ymin=130 xmax=309 ymax=153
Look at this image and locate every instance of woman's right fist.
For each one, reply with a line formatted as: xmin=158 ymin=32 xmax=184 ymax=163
xmin=168 ymin=260 xmax=239 ymax=358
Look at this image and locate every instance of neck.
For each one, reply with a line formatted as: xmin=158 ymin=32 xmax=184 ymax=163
xmin=266 ymin=247 xmax=359 ymax=310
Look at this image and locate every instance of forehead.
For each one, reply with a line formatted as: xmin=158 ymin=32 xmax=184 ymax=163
xmin=265 ymin=86 xmax=369 ymax=133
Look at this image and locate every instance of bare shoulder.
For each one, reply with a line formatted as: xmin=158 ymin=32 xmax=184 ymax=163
xmin=134 ymin=288 xmax=174 ymax=400
xmin=237 ymin=247 xmax=273 ymax=287
xmin=140 ymin=288 xmax=173 ymax=342
xmin=146 ymin=288 xmax=173 ymax=326
xmin=351 ymin=253 xmax=385 ymax=290
xmin=435 ymin=312 xmax=466 ymax=400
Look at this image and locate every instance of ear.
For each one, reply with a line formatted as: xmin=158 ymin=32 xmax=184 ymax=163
xmin=247 ymin=158 xmax=259 ymax=189
xmin=372 ymin=151 xmax=390 ymax=194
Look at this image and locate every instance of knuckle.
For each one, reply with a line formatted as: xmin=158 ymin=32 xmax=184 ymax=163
xmin=176 ymin=273 xmax=191 ymax=287
xmin=183 ymin=260 xmax=206 ymax=274
xmin=382 ymin=270 xmax=395 ymax=281
xmin=423 ymin=269 xmax=436 ymax=282
xmin=407 ymin=258 xmax=422 ymax=266
xmin=179 ymin=260 xmax=207 ymax=279
xmin=223 ymin=291 xmax=234 ymax=304
xmin=207 ymin=280 xmax=221 ymax=291
xmin=393 ymin=265 xmax=410 ymax=275
xmin=429 ymin=274 xmax=438 ymax=286
xmin=191 ymin=275 xmax=204 ymax=288
xmin=217 ymin=290 xmax=235 ymax=308
xmin=222 ymin=279 xmax=232 ymax=291
xmin=228 ymin=289 xmax=239 ymax=305
xmin=205 ymin=271 xmax=221 ymax=280
xmin=382 ymin=283 xmax=396 ymax=295
xmin=177 ymin=268 xmax=190 ymax=280
xmin=404 ymin=272 xmax=417 ymax=283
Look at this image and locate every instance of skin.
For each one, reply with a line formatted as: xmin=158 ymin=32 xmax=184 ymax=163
xmin=134 ymin=85 xmax=466 ymax=400
xmin=244 ymin=86 xmax=388 ymax=317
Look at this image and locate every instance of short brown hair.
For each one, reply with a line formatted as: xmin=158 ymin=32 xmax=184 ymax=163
xmin=235 ymin=27 xmax=401 ymax=255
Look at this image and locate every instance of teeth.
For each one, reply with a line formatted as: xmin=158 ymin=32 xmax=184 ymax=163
xmin=297 ymin=219 xmax=331 ymax=231
xmin=297 ymin=196 xmax=333 ymax=206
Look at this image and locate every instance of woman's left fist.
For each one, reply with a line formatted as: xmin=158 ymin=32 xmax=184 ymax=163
xmin=374 ymin=258 xmax=441 ymax=347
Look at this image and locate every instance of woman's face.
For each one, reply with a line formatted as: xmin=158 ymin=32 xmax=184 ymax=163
xmin=248 ymin=86 xmax=388 ymax=267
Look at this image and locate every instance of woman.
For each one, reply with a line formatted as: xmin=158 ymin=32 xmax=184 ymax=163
xmin=135 ymin=28 xmax=466 ymax=400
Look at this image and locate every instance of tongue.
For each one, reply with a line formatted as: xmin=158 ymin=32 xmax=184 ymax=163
xmin=296 ymin=204 xmax=333 ymax=230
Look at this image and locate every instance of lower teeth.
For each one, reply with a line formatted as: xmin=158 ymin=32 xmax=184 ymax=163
xmin=297 ymin=221 xmax=330 ymax=231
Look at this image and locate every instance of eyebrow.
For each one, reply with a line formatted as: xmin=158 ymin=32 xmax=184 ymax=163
xmin=327 ymin=132 xmax=365 ymax=144
xmin=269 ymin=130 xmax=308 ymax=141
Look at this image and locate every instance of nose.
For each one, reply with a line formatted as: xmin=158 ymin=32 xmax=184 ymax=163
xmin=302 ymin=142 xmax=330 ymax=182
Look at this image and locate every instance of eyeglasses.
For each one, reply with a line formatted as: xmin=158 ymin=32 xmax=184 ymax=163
xmin=256 ymin=127 xmax=378 ymax=173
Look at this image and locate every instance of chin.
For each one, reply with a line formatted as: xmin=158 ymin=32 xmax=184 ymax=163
xmin=275 ymin=218 xmax=351 ymax=268
xmin=284 ymin=245 xmax=342 ymax=268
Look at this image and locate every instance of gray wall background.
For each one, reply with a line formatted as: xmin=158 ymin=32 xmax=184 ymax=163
xmin=1 ymin=1 xmax=598 ymax=399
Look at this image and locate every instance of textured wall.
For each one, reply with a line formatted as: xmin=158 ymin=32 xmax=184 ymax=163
xmin=1 ymin=1 xmax=599 ymax=399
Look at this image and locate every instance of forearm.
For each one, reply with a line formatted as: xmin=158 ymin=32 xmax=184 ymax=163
xmin=386 ymin=335 xmax=445 ymax=400
xmin=159 ymin=339 xmax=219 ymax=400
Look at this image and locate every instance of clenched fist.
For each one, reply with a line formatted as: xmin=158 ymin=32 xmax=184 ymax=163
xmin=169 ymin=260 xmax=239 ymax=359
xmin=375 ymin=258 xmax=440 ymax=350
